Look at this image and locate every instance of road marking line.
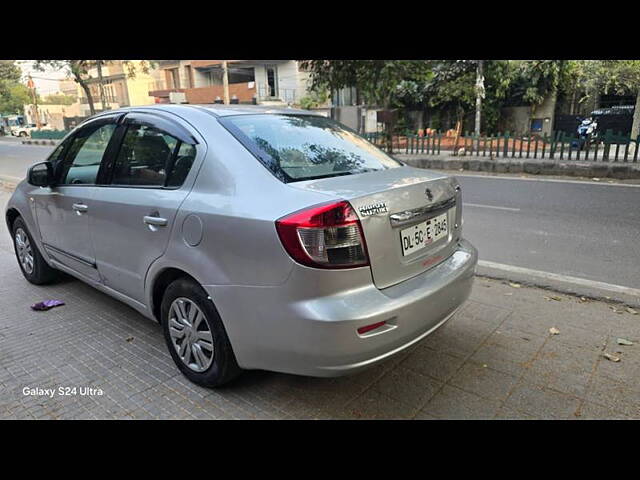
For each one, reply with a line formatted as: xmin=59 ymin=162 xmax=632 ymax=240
xmin=465 ymin=203 xmax=520 ymax=212
xmin=477 ymin=260 xmax=640 ymax=298
xmin=453 ymin=172 xmax=640 ymax=188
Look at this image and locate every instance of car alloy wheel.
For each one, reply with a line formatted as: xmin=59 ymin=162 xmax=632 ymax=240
xmin=15 ymin=228 xmax=34 ymax=275
xmin=168 ymin=297 xmax=215 ymax=372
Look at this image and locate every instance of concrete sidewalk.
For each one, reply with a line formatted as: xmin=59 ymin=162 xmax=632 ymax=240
xmin=0 ymin=188 xmax=638 ymax=419
xmin=397 ymin=154 xmax=640 ymax=180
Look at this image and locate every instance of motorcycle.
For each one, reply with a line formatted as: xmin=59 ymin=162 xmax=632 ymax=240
xmin=573 ymin=117 xmax=598 ymax=150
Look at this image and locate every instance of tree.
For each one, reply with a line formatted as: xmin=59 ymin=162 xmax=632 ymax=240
xmin=595 ymin=60 xmax=640 ymax=148
xmin=0 ymin=82 xmax=31 ymax=115
xmin=300 ymin=60 xmax=433 ymax=109
xmin=33 ymin=60 xmax=96 ymax=114
xmin=0 ymin=60 xmax=31 ymax=115
xmin=474 ymin=60 xmax=484 ymax=139
xmin=562 ymin=61 xmax=640 ymax=150
xmin=33 ymin=60 xmax=156 ymax=116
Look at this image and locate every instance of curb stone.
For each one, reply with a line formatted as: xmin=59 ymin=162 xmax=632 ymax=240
xmin=21 ymin=139 xmax=58 ymax=146
xmin=398 ymin=154 xmax=640 ymax=180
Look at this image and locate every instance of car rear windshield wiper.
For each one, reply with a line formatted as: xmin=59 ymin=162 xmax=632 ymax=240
xmin=288 ymin=171 xmax=356 ymax=182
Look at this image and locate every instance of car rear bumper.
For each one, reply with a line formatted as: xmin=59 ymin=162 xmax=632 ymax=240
xmin=204 ymin=239 xmax=477 ymax=377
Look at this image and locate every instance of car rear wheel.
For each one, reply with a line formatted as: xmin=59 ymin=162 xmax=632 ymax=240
xmin=19 ymin=131 xmax=28 ymax=137
xmin=12 ymin=217 xmax=58 ymax=284
xmin=161 ymin=277 xmax=241 ymax=387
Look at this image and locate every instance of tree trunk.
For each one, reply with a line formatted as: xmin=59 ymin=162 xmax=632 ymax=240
xmin=630 ymin=91 xmax=640 ymax=155
xmin=79 ymin=80 xmax=95 ymax=116
xmin=96 ymin=60 xmax=108 ymax=111
xmin=70 ymin=61 xmax=95 ymax=116
xmin=453 ymin=107 xmax=464 ymax=155
xmin=474 ymin=60 xmax=484 ymax=138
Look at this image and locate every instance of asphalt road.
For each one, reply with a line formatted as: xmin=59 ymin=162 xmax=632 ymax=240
xmin=457 ymin=174 xmax=640 ymax=289
xmin=0 ymin=138 xmax=54 ymax=179
xmin=1 ymin=140 xmax=638 ymax=289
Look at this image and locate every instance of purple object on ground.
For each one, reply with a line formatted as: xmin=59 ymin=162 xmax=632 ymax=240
xmin=31 ymin=300 xmax=65 ymax=311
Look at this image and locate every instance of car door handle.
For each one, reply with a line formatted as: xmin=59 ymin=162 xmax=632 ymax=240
xmin=72 ymin=203 xmax=88 ymax=213
xmin=143 ymin=215 xmax=168 ymax=227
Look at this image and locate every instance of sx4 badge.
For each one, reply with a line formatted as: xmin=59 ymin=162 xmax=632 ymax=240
xmin=358 ymin=202 xmax=388 ymax=217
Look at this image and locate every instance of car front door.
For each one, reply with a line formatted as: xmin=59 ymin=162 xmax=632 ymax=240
xmin=89 ymin=112 xmax=200 ymax=305
xmin=32 ymin=117 xmax=119 ymax=282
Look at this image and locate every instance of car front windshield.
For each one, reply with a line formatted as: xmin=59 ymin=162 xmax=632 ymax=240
xmin=220 ymin=114 xmax=402 ymax=182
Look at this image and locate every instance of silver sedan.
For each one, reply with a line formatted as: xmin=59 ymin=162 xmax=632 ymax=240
xmin=5 ymin=105 xmax=477 ymax=387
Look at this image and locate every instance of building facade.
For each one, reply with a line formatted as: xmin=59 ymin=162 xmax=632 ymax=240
xmin=148 ymin=60 xmax=313 ymax=106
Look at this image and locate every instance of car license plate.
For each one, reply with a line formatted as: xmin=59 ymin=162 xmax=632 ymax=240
xmin=400 ymin=211 xmax=449 ymax=256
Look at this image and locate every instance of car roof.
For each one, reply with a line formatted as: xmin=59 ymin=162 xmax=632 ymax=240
xmin=92 ymin=104 xmax=322 ymax=119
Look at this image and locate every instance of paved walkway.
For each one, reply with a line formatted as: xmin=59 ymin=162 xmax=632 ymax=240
xmin=0 ymin=192 xmax=638 ymax=419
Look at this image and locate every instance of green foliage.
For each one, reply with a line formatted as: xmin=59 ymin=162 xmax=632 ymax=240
xmin=0 ymin=60 xmax=21 ymax=83
xmin=297 ymin=60 xmax=640 ymax=135
xmin=299 ymin=89 xmax=329 ymax=110
xmin=34 ymin=60 xmax=158 ymax=115
xmin=40 ymin=94 xmax=77 ymax=105
xmin=300 ymin=60 xmax=433 ymax=108
xmin=0 ymin=61 xmax=31 ymax=115
xmin=0 ymin=82 xmax=31 ymax=115
xmin=505 ymin=60 xmax=565 ymax=106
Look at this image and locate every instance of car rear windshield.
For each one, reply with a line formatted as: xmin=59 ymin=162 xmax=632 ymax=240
xmin=219 ymin=114 xmax=402 ymax=183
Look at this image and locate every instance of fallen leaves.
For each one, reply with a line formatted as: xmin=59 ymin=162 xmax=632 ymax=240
xmin=509 ymin=282 xmax=521 ymax=288
xmin=627 ymin=307 xmax=638 ymax=315
xmin=603 ymin=353 xmax=621 ymax=363
xmin=617 ymin=338 xmax=634 ymax=346
xmin=125 ymin=337 xmax=134 ymax=343
xmin=544 ymin=295 xmax=562 ymax=302
xmin=549 ymin=327 xmax=560 ymax=335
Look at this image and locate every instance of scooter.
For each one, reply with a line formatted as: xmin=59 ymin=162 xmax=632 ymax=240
xmin=573 ymin=117 xmax=598 ymax=150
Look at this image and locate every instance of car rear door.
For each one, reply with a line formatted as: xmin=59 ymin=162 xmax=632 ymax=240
xmin=89 ymin=111 xmax=202 ymax=305
xmin=32 ymin=116 xmax=120 ymax=282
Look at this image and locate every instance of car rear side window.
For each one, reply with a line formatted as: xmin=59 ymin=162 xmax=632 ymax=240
xmin=219 ymin=114 xmax=402 ymax=183
xmin=110 ymin=124 xmax=194 ymax=188
xmin=60 ymin=123 xmax=116 ymax=185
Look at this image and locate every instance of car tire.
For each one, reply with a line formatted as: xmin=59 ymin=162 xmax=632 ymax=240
xmin=19 ymin=131 xmax=27 ymax=137
xmin=12 ymin=217 xmax=58 ymax=285
xmin=161 ymin=277 xmax=241 ymax=387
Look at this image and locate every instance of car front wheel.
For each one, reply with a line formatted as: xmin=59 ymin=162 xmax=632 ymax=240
xmin=161 ymin=277 xmax=241 ymax=387
xmin=12 ymin=217 xmax=58 ymax=284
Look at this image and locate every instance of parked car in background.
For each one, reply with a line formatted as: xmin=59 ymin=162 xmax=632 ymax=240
xmin=5 ymin=105 xmax=477 ymax=387
xmin=11 ymin=123 xmax=53 ymax=137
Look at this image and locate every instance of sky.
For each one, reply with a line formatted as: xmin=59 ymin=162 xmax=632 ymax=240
xmin=17 ymin=60 xmax=68 ymax=95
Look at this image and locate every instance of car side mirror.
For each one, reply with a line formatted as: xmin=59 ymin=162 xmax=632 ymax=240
xmin=27 ymin=161 xmax=54 ymax=187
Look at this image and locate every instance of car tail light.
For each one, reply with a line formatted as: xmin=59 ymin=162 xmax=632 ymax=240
xmin=276 ymin=201 xmax=370 ymax=269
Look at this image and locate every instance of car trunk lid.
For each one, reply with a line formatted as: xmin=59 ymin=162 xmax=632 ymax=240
xmin=287 ymin=166 xmax=462 ymax=289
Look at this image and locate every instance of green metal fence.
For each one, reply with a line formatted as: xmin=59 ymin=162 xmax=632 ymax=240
xmin=365 ymin=130 xmax=640 ymax=163
xmin=30 ymin=130 xmax=69 ymax=140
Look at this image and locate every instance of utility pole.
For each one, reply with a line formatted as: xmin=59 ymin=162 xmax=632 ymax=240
xmin=222 ymin=60 xmax=230 ymax=105
xmin=96 ymin=60 xmax=108 ymax=111
xmin=474 ymin=60 xmax=485 ymax=143
xmin=27 ymin=76 xmax=41 ymax=128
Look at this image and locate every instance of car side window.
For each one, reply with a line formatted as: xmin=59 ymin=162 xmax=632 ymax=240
xmin=166 ymin=143 xmax=196 ymax=187
xmin=60 ymin=123 xmax=116 ymax=185
xmin=111 ymin=124 xmax=196 ymax=188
